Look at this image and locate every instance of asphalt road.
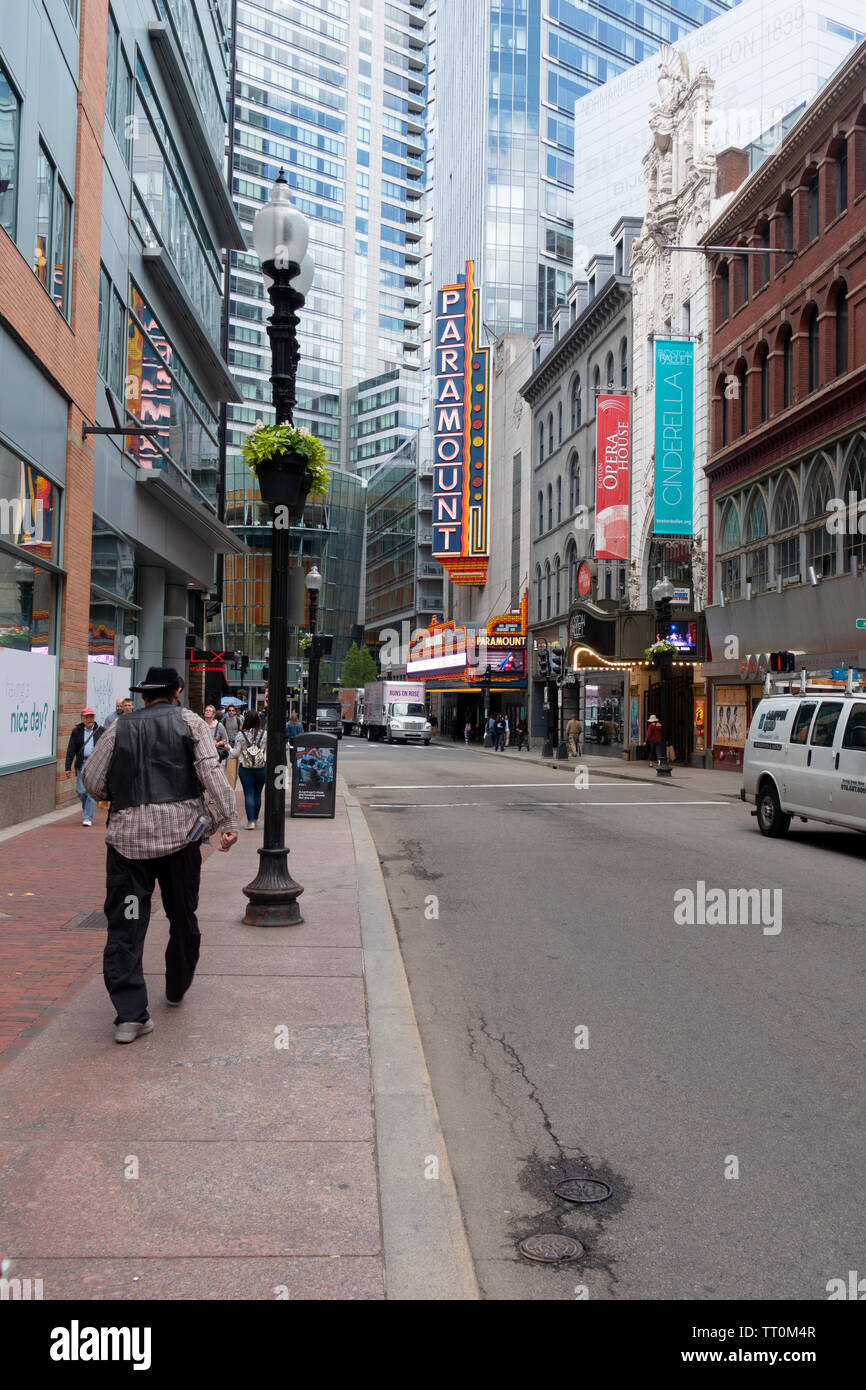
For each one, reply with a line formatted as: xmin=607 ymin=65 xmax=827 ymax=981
xmin=341 ymin=736 xmax=865 ymax=1301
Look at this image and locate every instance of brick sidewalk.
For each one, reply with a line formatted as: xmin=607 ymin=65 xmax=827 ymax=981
xmin=0 ymin=799 xmax=229 ymax=1069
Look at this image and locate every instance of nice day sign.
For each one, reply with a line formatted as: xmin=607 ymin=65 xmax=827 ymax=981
xmin=0 ymin=648 xmax=57 ymax=771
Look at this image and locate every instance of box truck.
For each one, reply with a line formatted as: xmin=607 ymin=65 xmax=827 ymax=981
xmin=338 ymin=687 xmax=364 ymax=736
xmin=362 ymin=681 xmax=431 ymax=744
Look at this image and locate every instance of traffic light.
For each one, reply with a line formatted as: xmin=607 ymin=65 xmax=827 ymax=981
xmin=537 ymin=646 xmax=550 ymax=679
xmin=769 ymin=651 xmax=796 ymax=673
xmin=549 ymin=646 xmax=564 ymax=680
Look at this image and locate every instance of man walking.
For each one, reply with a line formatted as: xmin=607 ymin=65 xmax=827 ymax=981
xmin=65 ymin=707 xmax=103 ymax=825
xmin=566 ymin=714 xmax=584 ymax=758
xmin=82 ymin=667 xmax=238 ymax=1043
xmin=103 ymin=698 xmax=125 ymax=731
xmin=515 ymin=716 xmax=529 ymax=751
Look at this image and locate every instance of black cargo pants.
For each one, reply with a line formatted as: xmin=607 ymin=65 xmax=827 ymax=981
xmin=103 ymin=842 xmax=202 ymax=1024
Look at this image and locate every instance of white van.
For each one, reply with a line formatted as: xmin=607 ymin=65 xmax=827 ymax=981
xmin=742 ymin=671 xmax=866 ymax=836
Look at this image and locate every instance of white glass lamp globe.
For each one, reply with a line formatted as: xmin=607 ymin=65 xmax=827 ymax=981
xmin=253 ymin=172 xmax=309 ymax=269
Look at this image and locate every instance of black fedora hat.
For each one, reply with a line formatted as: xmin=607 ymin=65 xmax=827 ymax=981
xmin=130 ymin=665 xmax=184 ymax=693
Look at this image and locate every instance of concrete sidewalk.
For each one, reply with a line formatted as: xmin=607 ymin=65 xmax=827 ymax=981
xmin=448 ymin=739 xmax=742 ymax=798
xmin=0 ymin=785 xmax=477 ymax=1301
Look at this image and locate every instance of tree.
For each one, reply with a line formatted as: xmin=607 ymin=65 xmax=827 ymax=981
xmin=340 ymin=641 xmax=378 ymax=688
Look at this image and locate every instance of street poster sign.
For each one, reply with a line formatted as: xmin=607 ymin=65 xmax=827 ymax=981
xmin=290 ymin=732 xmax=338 ymax=819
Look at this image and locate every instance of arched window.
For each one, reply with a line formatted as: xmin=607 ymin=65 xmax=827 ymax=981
xmin=735 ymin=359 xmax=748 ymax=435
xmin=566 ymin=541 xmax=577 ymax=604
xmin=556 ymin=475 xmax=562 ymax=523
xmin=538 ymin=421 xmax=544 ymax=463
xmin=836 ymin=136 xmax=848 ymax=215
xmin=592 ymin=365 xmax=600 ymax=405
xmin=774 ymin=473 xmax=800 ymax=581
xmin=557 ymin=401 xmax=562 ymax=445
xmin=717 ymin=373 xmax=729 ymax=448
xmin=569 ymin=453 xmax=580 ymax=511
xmin=781 ymin=325 xmax=793 ymax=407
xmin=545 ymin=560 xmax=552 ymax=619
xmin=806 ymin=304 xmax=819 ymax=392
xmin=843 ymin=437 xmax=866 ymax=569
xmin=806 ymin=458 xmax=836 ymax=576
xmin=807 ymin=168 xmax=820 ymax=240
xmin=548 ymin=413 xmax=554 ymax=456
xmin=716 ymin=261 xmax=730 ymax=322
xmin=537 ymin=490 xmax=544 ymax=535
xmin=535 ymin=564 xmax=542 ymax=622
xmin=744 ymin=491 xmax=769 ymax=592
xmin=620 ymin=337 xmax=628 ymax=390
xmin=718 ymin=499 xmax=741 ymax=601
xmin=605 ymin=352 xmax=614 ymax=390
xmin=781 ymin=196 xmax=794 ymax=263
xmin=835 ymin=281 xmax=848 ymax=376
xmin=757 ymin=343 xmax=769 ymax=422
xmin=547 ymin=483 xmax=553 ymax=531
xmin=755 ymin=218 xmax=771 ymax=288
xmin=571 ymin=375 xmax=582 ymax=431
xmin=554 ymin=555 xmax=561 ymax=613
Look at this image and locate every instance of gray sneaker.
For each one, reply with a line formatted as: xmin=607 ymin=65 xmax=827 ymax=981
xmin=114 ymin=1018 xmax=154 ymax=1044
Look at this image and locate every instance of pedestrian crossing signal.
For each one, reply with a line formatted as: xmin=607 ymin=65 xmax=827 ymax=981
xmin=769 ymin=651 xmax=795 ymax=673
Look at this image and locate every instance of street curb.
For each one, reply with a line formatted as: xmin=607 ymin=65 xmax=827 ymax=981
xmin=0 ymin=803 xmax=81 ymax=843
xmin=339 ymin=776 xmax=479 ymax=1301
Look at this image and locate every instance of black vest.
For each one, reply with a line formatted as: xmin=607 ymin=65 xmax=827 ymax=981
xmin=107 ymin=704 xmax=200 ymax=811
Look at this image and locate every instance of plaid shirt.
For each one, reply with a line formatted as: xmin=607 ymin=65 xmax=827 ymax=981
xmin=82 ymin=705 xmax=238 ymax=859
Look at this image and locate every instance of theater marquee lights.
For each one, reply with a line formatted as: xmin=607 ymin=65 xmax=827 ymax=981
xmin=432 ymin=261 xmax=490 ymax=586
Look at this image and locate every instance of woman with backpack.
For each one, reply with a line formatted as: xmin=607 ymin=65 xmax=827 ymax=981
xmin=230 ymin=710 xmax=267 ymax=829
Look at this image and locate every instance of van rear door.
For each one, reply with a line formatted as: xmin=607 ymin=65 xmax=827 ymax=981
xmin=833 ymin=702 xmax=866 ymax=828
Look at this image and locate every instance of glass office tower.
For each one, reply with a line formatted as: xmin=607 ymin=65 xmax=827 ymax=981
xmin=430 ymin=0 xmax=738 ymax=337
xmin=223 ymin=0 xmax=428 ymax=688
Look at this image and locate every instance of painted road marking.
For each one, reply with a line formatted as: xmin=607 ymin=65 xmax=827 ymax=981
xmin=360 ymin=782 xmax=685 ymax=791
xmin=368 ymin=799 xmax=723 ymax=809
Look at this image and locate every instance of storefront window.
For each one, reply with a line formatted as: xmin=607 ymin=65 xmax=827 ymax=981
xmin=0 ymin=550 xmax=54 ymax=651
xmin=0 ymin=58 xmax=21 ymax=238
xmin=0 ymin=444 xmax=59 ymax=564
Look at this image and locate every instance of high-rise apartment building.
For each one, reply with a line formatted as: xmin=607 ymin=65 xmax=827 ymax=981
xmin=430 ymin=0 xmax=738 ymax=339
xmin=224 ymin=0 xmax=429 ymax=680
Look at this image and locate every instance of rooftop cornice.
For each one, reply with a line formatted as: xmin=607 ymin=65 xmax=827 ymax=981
xmin=705 ymin=42 xmax=866 ymax=243
xmin=520 ymin=277 xmax=632 ymax=402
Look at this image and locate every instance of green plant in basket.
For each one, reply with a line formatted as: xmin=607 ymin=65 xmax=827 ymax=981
xmin=241 ymin=423 xmax=330 ymax=496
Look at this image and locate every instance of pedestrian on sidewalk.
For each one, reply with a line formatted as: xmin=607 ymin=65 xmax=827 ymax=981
xmin=565 ymin=715 xmax=584 ymax=757
xmin=223 ymin=704 xmax=241 ymax=788
xmin=515 ymin=716 xmax=529 ymax=751
xmin=81 ymin=667 xmax=238 ymax=1043
xmin=203 ymin=705 xmax=230 ymax=764
xmin=464 ymin=717 xmax=472 ymax=744
xmin=494 ymin=714 xmax=506 ymax=751
xmin=64 ymin=707 xmax=104 ymax=826
xmin=645 ymin=714 xmax=663 ymax=767
xmin=504 ymin=714 xmax=511 ymax=747
xmin=231 ymin=711 xmax=267 ymax=829
xmin=102 ymin=698 xmax=125 ymax=731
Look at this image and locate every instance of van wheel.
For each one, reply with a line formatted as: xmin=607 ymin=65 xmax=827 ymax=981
xmin=757 ymin=783 xmax=791 ymax=837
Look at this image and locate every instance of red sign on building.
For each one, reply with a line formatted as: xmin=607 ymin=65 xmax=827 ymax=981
xmin=595 ymin=394 xmax=630 ymax=561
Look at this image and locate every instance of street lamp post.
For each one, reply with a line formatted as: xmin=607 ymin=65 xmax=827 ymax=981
xmin=242 ymin=171 xmax=315 ymax=928
xmin=305 ymin=565 xmax=322 ymax=731
xmin=651 ymin=575 xmax=675 ymax=779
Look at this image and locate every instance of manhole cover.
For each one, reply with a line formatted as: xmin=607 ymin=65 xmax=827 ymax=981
xmin=519 ymin=1233 xmax=583 ymax=1264
xmin=554 ymin=1178 xmax=612 ymax=1204
xmin=61 ymin=910 xmax=108 ymax=931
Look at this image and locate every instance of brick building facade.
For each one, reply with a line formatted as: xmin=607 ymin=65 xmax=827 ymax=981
xmin=703 ymin=38 xmax=866 ymax=770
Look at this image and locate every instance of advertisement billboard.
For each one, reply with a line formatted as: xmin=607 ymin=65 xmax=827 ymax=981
xmin=595 ymin=394 xmax=630 ymax=561
xmin=0 ymin=648 xmax=57 ymax=771
xmin=654 ymin=340 xmax=694 ymax=535
xmin=290 ymin=732 xmax=338 ymax=819
xmin=432 ymin=260 xmax=490 ymax=586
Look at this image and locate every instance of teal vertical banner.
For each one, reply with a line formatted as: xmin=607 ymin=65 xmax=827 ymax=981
xmin=654 ymin=340 xmax=694 ymax=535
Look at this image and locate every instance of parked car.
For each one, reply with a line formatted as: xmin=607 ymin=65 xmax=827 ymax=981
xmin=742 ymin=671 xmax=866 ymax=836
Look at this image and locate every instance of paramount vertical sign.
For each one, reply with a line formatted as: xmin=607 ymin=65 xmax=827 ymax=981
xmin=595 ymin=394 xmax=630 ymax=560
xmin=433 ymin=261 xmax=489 ymax=585
xmin=654 ymin=340 xmax=694 ymax=535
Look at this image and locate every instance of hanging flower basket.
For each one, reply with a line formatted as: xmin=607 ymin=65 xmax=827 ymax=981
xmin=241 ymin=423 xmax=330 ymax=511
xmin=646 ymin=638 xmax=677 ymax=667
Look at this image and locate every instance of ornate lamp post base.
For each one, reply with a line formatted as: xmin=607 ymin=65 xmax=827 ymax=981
xmin=242 ymin=847 xmax=305 ymax=927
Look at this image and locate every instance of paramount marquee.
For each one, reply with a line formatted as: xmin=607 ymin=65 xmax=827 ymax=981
xmin=433 ymin=260 xmax=490 ymax=586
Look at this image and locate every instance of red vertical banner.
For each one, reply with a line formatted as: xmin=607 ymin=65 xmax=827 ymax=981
xmin=595 ymin=394 xmax=630 ymax=560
